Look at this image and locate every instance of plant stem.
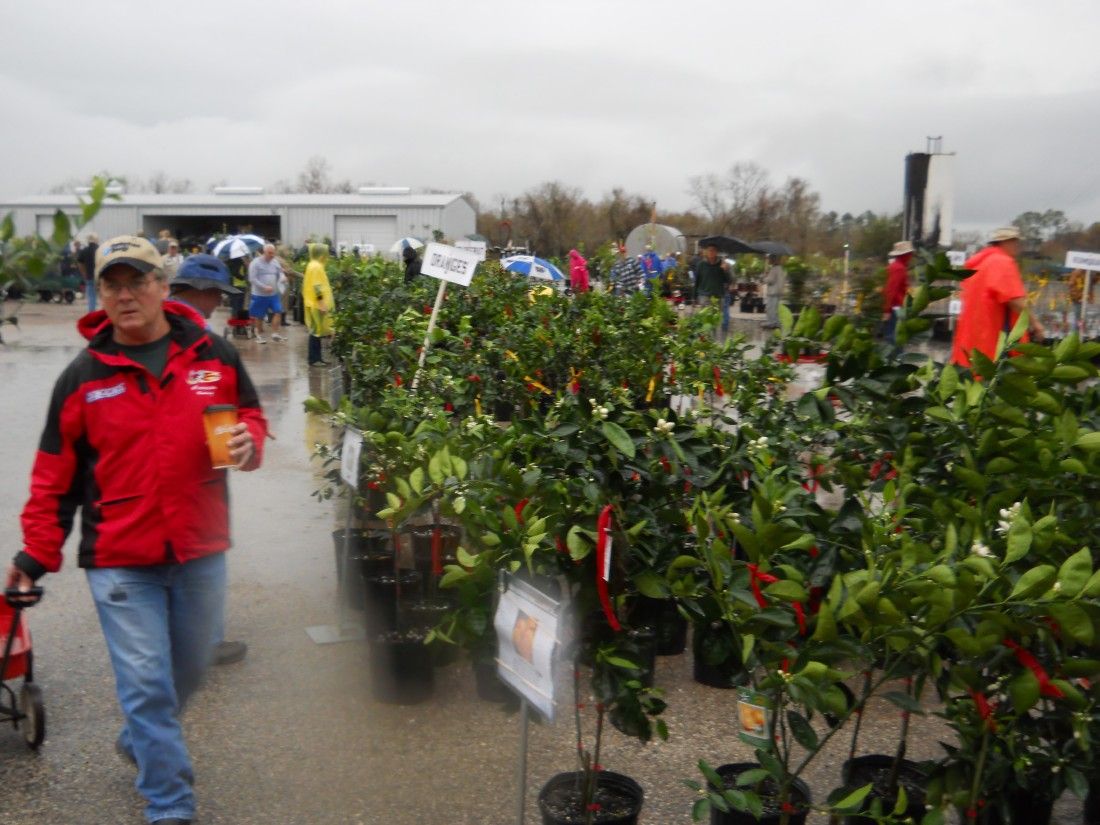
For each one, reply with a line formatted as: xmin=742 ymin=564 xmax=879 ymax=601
xmin=967 ymin=729 xmax=990 ymax=823
xmin=846 ymin=669 xmax=874 ymax=771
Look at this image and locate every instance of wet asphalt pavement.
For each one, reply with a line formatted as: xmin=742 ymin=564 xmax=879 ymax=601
xmin=0 ymin=302 xmax=1085 ymax=824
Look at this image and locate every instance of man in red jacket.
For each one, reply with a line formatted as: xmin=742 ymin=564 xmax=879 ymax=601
xmin=951 ymin=226 xmax=1045 ymax=368
xmin=882 ymin=240 xmax=913 ymax=343
xmin=6 ymin=236 xmax=268 ymax=825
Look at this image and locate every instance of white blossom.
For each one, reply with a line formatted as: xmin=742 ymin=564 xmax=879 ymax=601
xmin=970 ymin=541 xmax=994 ymax=559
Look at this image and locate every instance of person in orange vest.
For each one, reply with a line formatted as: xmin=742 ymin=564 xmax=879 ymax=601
xmin=882 ymin=240 xmax=914 ymax=342
xmin=951 ymin=226 xmax=1045 ymax=368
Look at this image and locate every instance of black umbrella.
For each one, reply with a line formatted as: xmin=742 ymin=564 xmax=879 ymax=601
xmin=751 ymin=240 xmax=795 ymax=257
xmin=697 ymin=235 xmax=758 ymax=255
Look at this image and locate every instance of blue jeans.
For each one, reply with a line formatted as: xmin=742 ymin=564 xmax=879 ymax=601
xmin=87 ymin=553 xmax=226 ymax=823
xmin=86 ymin=281 xmax=97 ymax=313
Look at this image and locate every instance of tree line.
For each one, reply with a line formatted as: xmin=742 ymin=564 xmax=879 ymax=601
xmin=44 ymin=158 xmax=1098 ymax=263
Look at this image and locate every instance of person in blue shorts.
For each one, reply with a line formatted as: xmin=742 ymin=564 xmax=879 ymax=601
xmin=247 ymin=244 xmax=285 ymax=343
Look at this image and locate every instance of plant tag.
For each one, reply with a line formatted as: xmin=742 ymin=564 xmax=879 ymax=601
xmin=340 ymin=428 xmax=363 ymax=488
xmin=736 ymin=689 xmax=774 ymax=750
xmin=602 ymin=536 xmax=612 ymax=582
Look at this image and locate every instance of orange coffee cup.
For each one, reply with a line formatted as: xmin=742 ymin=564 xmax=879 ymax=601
xmin=203 ymin=405 xmax=239 ymax=469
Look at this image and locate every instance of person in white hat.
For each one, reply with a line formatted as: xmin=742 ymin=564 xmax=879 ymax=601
xmin=951 ymin=226 xmax=1044 ymax=368
xmin=882 ymin=241 xmax=915 ymax=342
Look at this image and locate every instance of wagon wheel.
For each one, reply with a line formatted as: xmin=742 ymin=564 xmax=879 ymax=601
xmin=19 ymin=683 xmax=45 ymax=749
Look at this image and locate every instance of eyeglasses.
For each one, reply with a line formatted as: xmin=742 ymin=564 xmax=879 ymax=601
xmin=99 ymin=274 xmax=157 ymax=296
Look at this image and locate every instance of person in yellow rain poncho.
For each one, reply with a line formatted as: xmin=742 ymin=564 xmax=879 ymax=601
xmin=303 ymin=243 xmax=334 ymax=366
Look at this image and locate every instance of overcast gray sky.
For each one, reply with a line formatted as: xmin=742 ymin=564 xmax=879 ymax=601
xmin=3 ymin=0 xmax=1099 ymax=232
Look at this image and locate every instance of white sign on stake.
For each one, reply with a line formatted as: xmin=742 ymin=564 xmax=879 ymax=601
xmin=494 ymin=575 xmax=562 ymax=721
xmin=947 ymin=250 xmax=966 ymax=267
xmin=421 ymin=242 xmax=481 ymax=287
xmin=1066 ymin=250 xmax=1100 ymax=272
xmin=454 ymin=239 xmax=488 ymax=261
xmin=340 ymin=428 xmax=363 ymax=488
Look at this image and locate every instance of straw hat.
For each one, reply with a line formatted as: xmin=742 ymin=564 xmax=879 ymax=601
xmin=888 ymin=241 xmax=915 ymax=258
xmin=989 ymin=226 xmax=1021 ymax=243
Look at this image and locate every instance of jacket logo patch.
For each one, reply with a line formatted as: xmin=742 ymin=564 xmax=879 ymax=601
xmin=187 ymin=370 xmax=221 ymax=385
xmin=86 ymin=382 xmax=126 ymax=403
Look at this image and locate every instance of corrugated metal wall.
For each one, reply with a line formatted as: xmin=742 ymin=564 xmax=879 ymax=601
xmin=441 ymin=199 xmax=476 ymax=241
xmin=7 ymin=200 xmax=477 ymax=247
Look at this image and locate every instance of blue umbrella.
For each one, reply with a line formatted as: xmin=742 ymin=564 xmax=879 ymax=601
xmin=500 ymin=255 xmax=565 ymax=282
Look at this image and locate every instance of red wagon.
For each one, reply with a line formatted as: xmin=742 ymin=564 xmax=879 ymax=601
xmin=1 ymin=587 xmax=45 ymax=748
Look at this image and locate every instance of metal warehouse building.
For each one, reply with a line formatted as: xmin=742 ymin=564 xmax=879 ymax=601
xmin=0 ymin=189 xmax=476 ymax=250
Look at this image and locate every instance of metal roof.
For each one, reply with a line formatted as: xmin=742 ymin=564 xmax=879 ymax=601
xmin=0 ymin=192 xmax=468 ymax=209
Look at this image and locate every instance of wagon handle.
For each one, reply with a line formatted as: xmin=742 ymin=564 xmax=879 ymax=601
xmin=4 ymin=587 xmax=43 ymax=608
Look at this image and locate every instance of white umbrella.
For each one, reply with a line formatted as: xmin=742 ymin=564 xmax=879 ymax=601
xmin=389 ymin=236 xmax=425 ymax=254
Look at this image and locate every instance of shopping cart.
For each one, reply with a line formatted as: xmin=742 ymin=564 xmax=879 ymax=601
xmin=1 ymin=586 xmax=45 ymax=749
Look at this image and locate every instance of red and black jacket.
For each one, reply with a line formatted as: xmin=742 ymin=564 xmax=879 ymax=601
xmin=15 ymin=302 xmax=268 ymax=578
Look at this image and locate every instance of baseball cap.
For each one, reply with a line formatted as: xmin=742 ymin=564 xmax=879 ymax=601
xmin=171 ymin=254 xmax=241 ymax=294
xmin=94 ymin=235 xmax=163 ymax=280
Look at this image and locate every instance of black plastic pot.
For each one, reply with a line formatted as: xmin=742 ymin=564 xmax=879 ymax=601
xmin=629 ymin=597 xmax=688 ymax=656
xmin=538 ymin=770 xmax=644 ymax=825
xmin=971 ymin=789 xmax=1055 ymax=825
xmin=710 ymin=763 xmax=811 ymax=825
xmin=399 ymin=596 xmax=459 ymax=666
xmin=401 ymin=523 xmax=462 ymax=584
xmin=369 ymin=629 xmax=434 ymax=704
xmin=360 ymin=486 xmax=388 ymax=518
xmin=362 ymin=570 xmax=422 ymax=636
xmin=332 ymin=528 xmax=390 ymax=610
xmin=472 ymin=657 xmax=519 ymax=705
xmin=692 ymin=622 xmax=748 ymax=689
xmin=840 ymin=755 xmax=926 ymax=825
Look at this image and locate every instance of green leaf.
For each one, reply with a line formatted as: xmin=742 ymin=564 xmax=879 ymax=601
xmin=1075 ymin=431 xmax=1100 ymax=452
xmin=450 ymin=455 xmax=468 ymax=480
xmin=812 ymin=601 xmax=837 ymax=642
xmin=601 ymin=421 xmax=635 ymax=458
xmin=428 ymin=451 xmax=445 ymax=483
xmin=733 ymin=768 xmax=770 ymax=787
xmin=452 ymin=495 xmax=466 ymax=514
xmin=603 ymin=655 xmax=639 ymax=670
xmin=787 ymin=711 xmax=818 ymax=750
xmin=832 ymin=783 xmax=873 ymax=812
xmin=778 ymin=304 xmax=794 ymax=336
xmin=882 ymin=691 xmax=924 ymax=713
xmin=1050 ymin=603 xmax=1094 ymax=645
xmin=1009 ymin=564 xmax=1056 ymax=599
xmin=1004 ymin=520 xmax=1033 ymax=564
xmin=634 ymin=571 xmax=667 ymax=599
xmin=51 ymin=210 xmax=71 ymax=246
xmin=409 ymin=466 xmax=425 ymax=495
xmin=566 ymin=524 xmax=590 ymax=560
xmin=893 ymin=785 xmax=909 ymax=816
xmin=764 ymin=580 xmax=808 ymax=602
xmin=1057 ymin=547 xmax=1093 ymax=597
xmin=456 ymin=545 xmax=478 ymax=567
xmin=921 ymin=810 xmax=946 ymax=825
xmin=1009 ymin=669 xmax=1040 ymax=713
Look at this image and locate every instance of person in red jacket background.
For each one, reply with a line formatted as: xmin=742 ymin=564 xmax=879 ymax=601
xmin=6 ymin=236 xmax=267 ymax=825
xmin=951 ymin=226 xmax=1045 ymax=369
xmin=882 ymin=240 xmax=914 ymax=343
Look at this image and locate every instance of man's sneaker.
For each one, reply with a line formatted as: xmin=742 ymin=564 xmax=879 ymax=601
xmin=255 ymin=335 xmax=267 ymax=344
xmin=271 ymin=333 xmax=287 ymax=342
